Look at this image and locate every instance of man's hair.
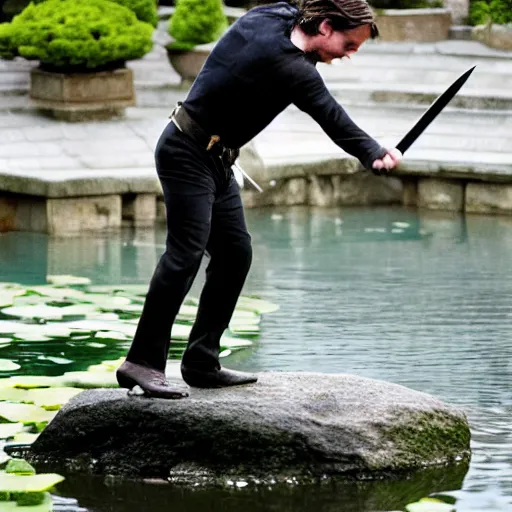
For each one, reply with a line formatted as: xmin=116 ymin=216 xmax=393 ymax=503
xmin=294 ymin=0 xmax=379 ymax=39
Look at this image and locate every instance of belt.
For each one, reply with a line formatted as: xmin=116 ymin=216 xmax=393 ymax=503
xmin=170 ymin=103 xmax=239 ymax=167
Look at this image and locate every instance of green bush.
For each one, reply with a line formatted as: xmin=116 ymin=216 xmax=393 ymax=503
xmin=0 ymin=22 xmax=17 ymax=59
xmin=1 ymin=0 xmax=154 ymax=71
xmin=469 ymin=0 xmax=512 ymax=25
xmin=29 ymin=0 xmax=158 ymax=26
xmin=168 ymin=0 xmax=228 ymax=50
xmin=109 ymin=0 xmax=158 ymax=26
xmin=370 ymin=0 xmax=442 ymax=7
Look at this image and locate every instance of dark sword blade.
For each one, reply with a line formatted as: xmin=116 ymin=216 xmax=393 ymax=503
xmin=396 ymin=65 xmax=476 ymax=154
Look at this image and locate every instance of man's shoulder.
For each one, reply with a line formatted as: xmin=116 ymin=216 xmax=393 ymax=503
xmin=242 ymin=1 xmax=299 ymax=23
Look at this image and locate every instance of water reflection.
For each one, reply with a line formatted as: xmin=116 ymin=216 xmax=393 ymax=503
xmin=56 ymin=464 xmax=468 ymax=512
xmin=0 ymin=206 xmax=510 ymax=511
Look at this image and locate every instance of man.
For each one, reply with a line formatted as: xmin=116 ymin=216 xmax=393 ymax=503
xmin=116 ymin=0 xmax=402 ymax=399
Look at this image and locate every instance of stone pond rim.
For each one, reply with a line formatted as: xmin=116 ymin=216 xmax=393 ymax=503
xmin=12 ymin=372 xmax=471 ymax=484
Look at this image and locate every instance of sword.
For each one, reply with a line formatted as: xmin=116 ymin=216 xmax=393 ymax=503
xmin=396 ymin=65 xmax=476 ymax=155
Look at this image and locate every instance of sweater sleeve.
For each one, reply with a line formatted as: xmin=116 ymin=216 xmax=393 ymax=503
xmin=281 ymin=56 xmax=387 ymax=170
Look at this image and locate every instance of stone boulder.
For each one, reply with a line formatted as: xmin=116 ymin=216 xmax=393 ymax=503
xmin=24 ymin=372 xmax=470 ymax=484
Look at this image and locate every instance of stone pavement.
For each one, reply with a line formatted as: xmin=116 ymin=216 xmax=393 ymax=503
xmin=0 ymin=37 xmax=512 ymax=231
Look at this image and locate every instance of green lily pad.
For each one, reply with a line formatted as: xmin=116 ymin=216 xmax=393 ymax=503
xmin=236 ymin=297 xmax=279 ymax=314
xmin=5 ymin=459 xmax=35 ymax=475
xmin=94 ymin=331 xmax=131 ymax=341
xmin=87 ymin=358 xmax=123 ymax=373
xmin=176 ymin=304 xmax=198 ymax=322
xmin=0 ymin=360 xmax=20 ymax=372
xmin=0 ymin=423 xmax=26 ymax=440
xmin=0 ymin=472 xmax=64 ymax=493
xmin=2 ymin=304 xmax=98 ymax=322
xmin=26 ymin=287 xmax=87 ymax=300
xmin=0 ymin=492 xmax=52 ymax=511
xmin=25 ymin=387 xmax=82 ymax=410
xmin=86 ymin=284 xmax=149 ymax=296
xmin=229 ymin=324 xmax=261 ymax=336
xmin=12 ymin=432 xmax=39 ymax=444
xmin=0 ymin=387 xmax=28 ymax=402
xmin=66 ymin=320 xmax=136 ymax=337
xmin=8 ymin=376 xmax=61 ymax=389
xmin=0 ymin=403 xmax=56 ymax=424
xmin=60 ymin=371 xmax=118 ymax=389
xmin=171 ymin=323 xmax=192 ymax=340
xmin=406 ymin=498 xmax=456 ymax=512
xmin=46 ymin=275 xmax=91 ymax=286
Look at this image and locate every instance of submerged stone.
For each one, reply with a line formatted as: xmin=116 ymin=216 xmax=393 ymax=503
xmin=20 ymin=372 xmax=470 ymax=484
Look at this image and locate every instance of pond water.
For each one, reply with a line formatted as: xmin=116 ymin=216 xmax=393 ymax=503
xmin=0 ymin=206 xmax=510 ymax=512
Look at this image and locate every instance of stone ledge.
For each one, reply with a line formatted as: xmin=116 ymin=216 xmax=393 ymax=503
xmin=0 ymin=168 xmax=161 ymax=198
xmin=19 ymin=372 xmax=470 ymax=483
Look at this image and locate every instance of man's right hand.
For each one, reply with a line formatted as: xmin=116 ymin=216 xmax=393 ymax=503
xmin=372 ymin=148 xmax=402 ymax=173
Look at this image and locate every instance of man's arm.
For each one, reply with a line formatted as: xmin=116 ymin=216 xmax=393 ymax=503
xmin=283 ymin=58 xmax=400 ymax=171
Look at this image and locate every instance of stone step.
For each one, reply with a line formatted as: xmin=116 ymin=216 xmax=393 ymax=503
xmin=321 ymin=61 xmax=512 ymax=90
xmin=328 ymin=81 xmax=512 ymax=110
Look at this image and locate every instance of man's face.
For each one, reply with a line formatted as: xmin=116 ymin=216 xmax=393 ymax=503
xmin=313 ymin=23 xmax=371 ymax=63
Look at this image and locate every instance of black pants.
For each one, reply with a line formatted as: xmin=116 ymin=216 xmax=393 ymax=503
xmin=126 ymin=121 xmax=253 ymax=372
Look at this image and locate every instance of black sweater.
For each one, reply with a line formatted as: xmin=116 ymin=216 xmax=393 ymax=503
xmin=183 ymin=2 xmax=386 ymax=169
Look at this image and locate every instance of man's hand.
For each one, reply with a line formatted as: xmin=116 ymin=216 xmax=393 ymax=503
xmin=372 ymin=148 xmax=402 ymax=174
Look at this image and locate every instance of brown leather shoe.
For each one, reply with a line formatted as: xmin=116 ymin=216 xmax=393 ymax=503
xmin=117 ymin=361 xmax=189 ymax=399
xmin=181 ymin=365 xmax=258 ymax=389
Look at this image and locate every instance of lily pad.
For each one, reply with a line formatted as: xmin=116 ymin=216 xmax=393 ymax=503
xmin=0 ymin=492 xmax=52 ymax=512
xmin=236 ymin=297 xmax=279 ymax=314
xmin=46 ymin=275 xmax=91 ymax=286
xmin=12 ymin=433 xmax=39 ymax=444
xmin=0 ymin=403 xmax=55 ymax=424
xmin=176 ymin=304 xmax=198 ymax=322
xmin=2 ymin=304 xmax=98 ymax=322
xmin=86 ymin=284 xmax=148 ymax=296
xmin=0 ymin=423 xmax=26 ymax=440
xmin=25 ymin=388 xmax=83 ymax=410
xmin=0 ymin=472 xmax=64 ymax=493
xmin=5 ymin=459 xmax=35 ymax=475
xmin=171 ymin=323 xmax=192 ymax=341
xmin=26 ymin=287 xmax=87 ymax=300
xmin=60 ymin=371 xmax=118 ymax=389
xmin=7 ymin=376 xmax=61 ymax=389
xmin=0 ymin=388 xmax=28 ymax=402
xmin=0 ymin=360 xmax=20 ymax=372
xmin=406 ymin=498 xmax=456 ymax=512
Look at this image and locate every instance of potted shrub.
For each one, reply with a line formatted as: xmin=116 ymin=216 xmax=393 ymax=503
xmin=0 ymin=0 xmax=155 ymax=120
xmin=469 ymin=0 xmax=512 ymax=50
xmin=370 ymin=0 xmax=453 ymax=42
xmin=166 ymin=0 xmax=228 ymax=84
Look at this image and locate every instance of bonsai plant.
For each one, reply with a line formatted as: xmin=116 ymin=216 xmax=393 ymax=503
xmin=166 ymin=0 xmax=228 ymax=82
xmin=0 ymin=0 xmax=155 ymax=119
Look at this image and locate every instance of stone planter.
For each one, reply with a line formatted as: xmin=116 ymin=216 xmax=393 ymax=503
xmin=30 ymin=67 xmax=135 ymax=121
xmin=472 ymin=24 xmax=512 ymax=51
xmin=166 ymin=42 xmax=215 ymax=85
xmin=375 ymin=8 xmax=453 ymax=42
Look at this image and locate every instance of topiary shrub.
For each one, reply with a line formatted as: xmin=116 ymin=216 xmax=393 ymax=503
xmin=469 ymin=0 xmax=512 ymax=25
xmin=2 ymin=0 xmax=154 ymax=72
xmin=29 ymin=0 xmax=158 ymax=26
xmin=109 ymin=0 xmax=159 ymax=26
xmin=168 ymin=0 xmax=228 ymax=51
